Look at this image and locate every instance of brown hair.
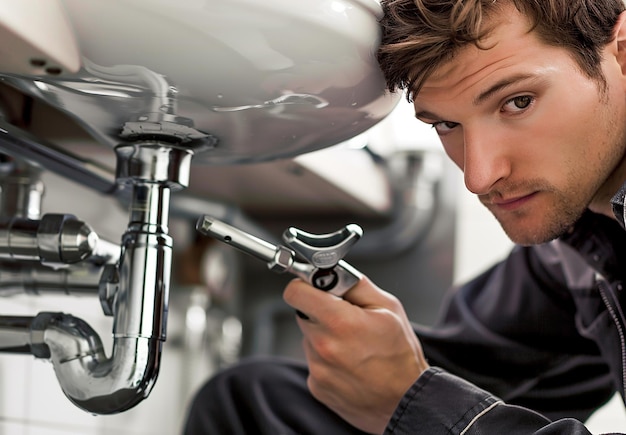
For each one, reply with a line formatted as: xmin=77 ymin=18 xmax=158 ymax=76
xmin=377 ymin=0 xmax=625 ymax=100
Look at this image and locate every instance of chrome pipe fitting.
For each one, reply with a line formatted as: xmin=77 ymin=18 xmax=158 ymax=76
xmin=0 ymin=316 xmax=36 ymax=353
xmin=0 ymin=159 xmax=44 ymax=220
xmin=115 ymin=142 xmax=194 ymax=191
xmin=0 ymin=262 xmax=103 ymax=296
xmin=0 ymin=214 xmax=98 ymax=266
xmin=33 ymin=141 xmax=193 ymax=414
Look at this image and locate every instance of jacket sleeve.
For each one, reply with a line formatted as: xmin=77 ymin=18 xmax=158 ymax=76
xmin=388 ymin=242 xmax=617 ymax=433
xmin=384 ymin=367 xmax=599 ymax=435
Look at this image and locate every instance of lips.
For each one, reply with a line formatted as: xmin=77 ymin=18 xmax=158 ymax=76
xmin=487 ymin=192 xmax=538 ymax=211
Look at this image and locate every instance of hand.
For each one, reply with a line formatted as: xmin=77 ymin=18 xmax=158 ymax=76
xmin=283 ymin=276 xmax=429 ymax=434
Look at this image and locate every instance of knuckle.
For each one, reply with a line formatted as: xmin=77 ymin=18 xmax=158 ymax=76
xmin=313 ymin=336 xmax=338 ymax=363
xmin=308 ymin=365 xmax=332 ymax=392
xmin=384 ymin=292 xmax=403 ymax=311
xmin=307 ymin=376 xmax=324 ymax=401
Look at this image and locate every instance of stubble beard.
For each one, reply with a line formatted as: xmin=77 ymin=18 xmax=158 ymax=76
xmin=493 ymin=192 xmax=587 ymax=246
xmin=481 ymin=180 xmax=591 ymax=246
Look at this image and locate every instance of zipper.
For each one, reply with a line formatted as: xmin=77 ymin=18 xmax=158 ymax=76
xmin=596 ymin=273 xmax=626 ymax=398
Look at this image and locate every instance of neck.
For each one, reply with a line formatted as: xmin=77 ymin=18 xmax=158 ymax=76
xmin=589 ymin=161 xmax=626 ymax=221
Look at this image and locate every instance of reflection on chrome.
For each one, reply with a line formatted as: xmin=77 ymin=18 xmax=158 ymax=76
xmin=212 ymin=93 xmax=329 ymax=112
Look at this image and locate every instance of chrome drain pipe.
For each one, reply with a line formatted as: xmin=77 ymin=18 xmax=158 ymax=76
xmin=0 ymin=117 xmax=201 ymax=412
xmin=12 ymin=142 xmax=194 ymax=414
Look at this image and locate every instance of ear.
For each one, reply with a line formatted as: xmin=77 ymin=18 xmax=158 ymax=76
xmin=612 ymin=11 xmax=626 ymax=75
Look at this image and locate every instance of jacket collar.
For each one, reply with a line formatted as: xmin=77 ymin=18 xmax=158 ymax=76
xmin=559 ymin=210 xmax=626 ymax=281
xmin=552 ymin=180 xmax=626 ymax=281
xmin=610 ymin=180 xmax=626 ymax=229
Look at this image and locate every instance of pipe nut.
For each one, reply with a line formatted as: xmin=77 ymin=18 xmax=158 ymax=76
xmin=98 ymin=264 xmax=119 ymax=316
xmin=268 ymin=246 xmax=294 ymax=273
xmin=114 ymin=143 xmax=194 ymax=190
xmin=37 ymin=214 xmax=97 ymax=265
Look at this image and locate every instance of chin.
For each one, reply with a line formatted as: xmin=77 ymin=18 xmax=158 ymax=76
xmin=499 ymin=219 xmax=571 ymax=246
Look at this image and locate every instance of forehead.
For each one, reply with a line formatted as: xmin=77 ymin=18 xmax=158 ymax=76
xmin=415 ymin=5 xmax=550 ymax=102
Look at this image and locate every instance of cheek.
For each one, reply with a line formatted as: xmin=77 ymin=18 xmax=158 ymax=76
xmin=516 ymin=99 xmax=590 ymax=167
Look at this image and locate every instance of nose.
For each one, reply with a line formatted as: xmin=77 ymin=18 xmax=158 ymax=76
xmin=462 ymin=126 xmax=511 ymax=195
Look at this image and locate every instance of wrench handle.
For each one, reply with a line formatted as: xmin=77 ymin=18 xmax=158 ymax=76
xmin=196 ymin=216 xmax=278 ymax=263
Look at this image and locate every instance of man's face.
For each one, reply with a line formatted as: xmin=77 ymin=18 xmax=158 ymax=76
xmin=413 ymin=6 xmax=626 ymax=245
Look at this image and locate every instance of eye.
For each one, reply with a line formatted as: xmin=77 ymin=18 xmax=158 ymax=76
xmin=502 ymin=95 xmax=534 ymax=114
xmin=431 ymin=121 xmax=459 ymax=135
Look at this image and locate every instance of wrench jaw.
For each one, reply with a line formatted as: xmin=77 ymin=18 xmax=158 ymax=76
xmin=282 ymin=225 xmax=362 ymax=269
xmin=281 ymin=223 xmax=363 ymax=296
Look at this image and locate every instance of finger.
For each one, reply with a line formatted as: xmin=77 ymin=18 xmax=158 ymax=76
xmin=284 ymin=278 xmax=346 ymax=323
xmin=341 ymin=276 xmax=399 ymax=310
xmin=284 ymin=277 xmax=398 ymax=323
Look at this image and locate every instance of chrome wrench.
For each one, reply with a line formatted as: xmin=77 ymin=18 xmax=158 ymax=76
xmin=195 ymin=215 xmax=363 ymax=297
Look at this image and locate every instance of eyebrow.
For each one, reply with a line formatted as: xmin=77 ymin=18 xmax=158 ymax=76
xmin=414 ymin=72 xmax=540 ymax=121
xmin=473 ymin=73 xmax=537 ymax=106
xmin=414 ymin=110 xmax=441 ymax=122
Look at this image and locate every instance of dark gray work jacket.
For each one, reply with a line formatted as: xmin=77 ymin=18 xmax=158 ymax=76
xmin=385 ymin=189 xmax=626 ymax=434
